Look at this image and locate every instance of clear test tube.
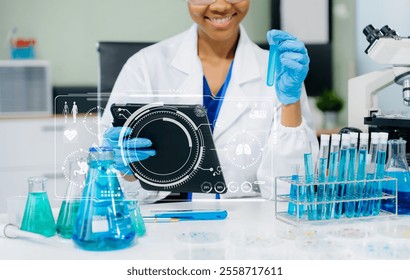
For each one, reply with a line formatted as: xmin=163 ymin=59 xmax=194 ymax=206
xmin=355 ymin=133 xmax=369 ymax=217
xmin=372 ymin=132 xmax=389 ymax=215
xmin=316 ymin=134 xmax=330 ymax=220
xmin=303 ymin=141 xmax=315 ymax=220
xmin=345 ymin=132 xmax=359 ymax=218
xmin=266 ymin=43 xmax=278 ymax=87
xmin=362 ymin=132 xmax=380 ymax=216
xmin=325 ymin=134 xmax=341 ymax=220
xmin=334 ymin=133 xmax=350 ymax=219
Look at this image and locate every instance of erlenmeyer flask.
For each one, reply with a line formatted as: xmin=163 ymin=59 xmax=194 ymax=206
xmin=72 ymin=147 xmax=136 ymax=250
xmin=20 ymin=177 xmax=56 ymax=237
xmin=126 ymin=197 xmax=146 ymax=237
xmin=382 ymin=139 xmax=410 ymax=215
xmin=56 ymin=156 xmax=87 ymax=238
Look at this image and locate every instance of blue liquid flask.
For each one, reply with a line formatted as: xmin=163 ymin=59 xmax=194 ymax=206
xmin=266 ymin=44 xmax=278 ymax=87
xmin=72 ymin=147 xmax=136 ymax=251
xmin=20 ymin=177 xmax=56 ymax=237
xmin=382 ymin=139 xmax=410 ymax=215
xmin=56 ymin=156 xmax=87 ymax=239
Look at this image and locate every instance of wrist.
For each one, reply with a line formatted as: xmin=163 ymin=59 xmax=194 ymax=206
xmin=281 ymin=101 xmax=302 ymax=127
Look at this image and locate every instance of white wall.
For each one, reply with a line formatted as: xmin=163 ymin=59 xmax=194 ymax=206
xmin=0 ymin=0 xmax=271 ymax=86
xmin=355 ymin=0 xmax=410 ymax=115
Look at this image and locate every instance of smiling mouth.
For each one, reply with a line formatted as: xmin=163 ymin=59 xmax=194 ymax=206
xmin=206 ymin=14 xmax=236 ymax=27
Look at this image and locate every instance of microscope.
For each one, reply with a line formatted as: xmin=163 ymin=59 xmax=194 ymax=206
xmin=348 ymin=24 xmax=410 ymax=163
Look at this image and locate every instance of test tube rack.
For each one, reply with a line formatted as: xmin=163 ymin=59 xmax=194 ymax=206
xmin=275 ymin=176 xmax=398 ymax=225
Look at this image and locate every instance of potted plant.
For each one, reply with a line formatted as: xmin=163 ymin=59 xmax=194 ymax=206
xmin=316 ymin=89 xmax=344 ymax=129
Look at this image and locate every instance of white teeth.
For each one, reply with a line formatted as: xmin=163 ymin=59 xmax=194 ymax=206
xmin=209 ymin=16 xmax=232 ymax=24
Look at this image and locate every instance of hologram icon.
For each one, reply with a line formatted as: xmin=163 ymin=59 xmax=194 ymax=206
xmin=63 ymin=101 xmax=69 ymax=123
xmin=71 ymin=102 xmax=78 ymax=123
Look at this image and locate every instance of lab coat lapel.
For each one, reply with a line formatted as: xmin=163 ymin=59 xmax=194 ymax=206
xmin=213 ymin=25 xmax=261 ymax=141
xmin=171 ymin=24 xmax=203 ymax=105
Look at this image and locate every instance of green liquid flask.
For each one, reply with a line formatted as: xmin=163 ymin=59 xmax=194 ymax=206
xmin=56 ymin=156 xmax=87 ymax=239
xmin=72 ymin=147 xmax=136 ymax=251
xmin=126 ymin=199 xmax=146 ymax=237
xmin=20 ymin=177 xmax=56 ymax=237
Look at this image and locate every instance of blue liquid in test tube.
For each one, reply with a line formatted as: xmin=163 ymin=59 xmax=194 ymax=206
xmin=362 ymin=133 xmax=379 ymax=217
xmin=288 ymin=164 xmax=304 ymax=217
xmin=266 ymin=44 xmax=278 ymax=87
xmin=372 ymin=132 xmax=389 ymax=215
xmin=325 ymin=134 xmax=340 ymax=220
xmin=355 ymin=133 xmax=368 ymax=217
xmin=345 ymin=132 xmax=359 ymax=218
xmin=334 ymin=134 xmax=350 ymax=219
xmin=316 ymin=134 xmax=330 ymax=220
xmin=304 ymin=141 xmax=315 ymax=220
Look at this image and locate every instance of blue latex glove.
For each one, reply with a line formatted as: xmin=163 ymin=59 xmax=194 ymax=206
xmin=102 ymin=126 xmax=156 ymax=175
xmin=267 ymin=29 xmax=310 ymax=105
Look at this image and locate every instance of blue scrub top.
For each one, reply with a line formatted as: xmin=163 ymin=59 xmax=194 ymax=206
xmin=188 ymin=61 xmax=234 ymax=201
xmin=203 ymin=61 xmax=234 ymax=132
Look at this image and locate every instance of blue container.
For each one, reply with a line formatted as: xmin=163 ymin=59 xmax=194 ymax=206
xmin=11 ymin=46 xmax=35 ymax=59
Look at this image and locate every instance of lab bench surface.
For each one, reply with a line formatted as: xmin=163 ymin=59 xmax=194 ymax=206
xmin=1 ymin=199 xmax=410 ymax=260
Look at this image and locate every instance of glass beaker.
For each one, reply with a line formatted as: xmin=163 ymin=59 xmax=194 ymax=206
xmin=382 ymin=139 xmax=410 ymax=215
xmin=72 ymin=147 xmax=136 ymax=251
xmin=20 ymin=177 xmax=56 ymax=237
xmin=56 ymin=156 xmax=87 ymax=239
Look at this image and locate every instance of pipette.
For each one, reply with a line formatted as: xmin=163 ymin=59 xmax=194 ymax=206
xmin=266 ymin=43 xmax=278 ymax=87
xmin=316 ymin=134 xmax=330 ymax=220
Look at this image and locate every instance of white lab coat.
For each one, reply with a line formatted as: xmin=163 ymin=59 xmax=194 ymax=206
xmin=101 ymin=24 xmax=319 ymax=202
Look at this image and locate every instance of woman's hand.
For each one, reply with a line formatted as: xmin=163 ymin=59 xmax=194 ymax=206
xmin=102 ymin=127 xmax=156 ymax=175
xmin=267 ymin=29 xmax=310 ymax=105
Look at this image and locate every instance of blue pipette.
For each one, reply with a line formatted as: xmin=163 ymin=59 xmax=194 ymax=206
xmin=345 ymin=132 xmax=359 ymax=218
xmin=266 ymin=43 xmax=278 ymax=87
xmin=334 ymin=133 xmax=350 ymax=219
xmin=316 ymin=134 xmax=330 ymax=220
xmin=325 ymin=134 xmax=340 ymax=219
xmin=355 ymin=133 xmax=369 ymax=217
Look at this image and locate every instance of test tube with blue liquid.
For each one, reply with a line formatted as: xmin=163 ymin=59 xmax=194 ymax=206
xmin=362 ymin=132 xmax=380 ymax=216
xmin=316 ymin=134 xmax=330 ymax=220
xmin=372 ymin=132 xmax=389 ymax=215
xmin=303 ymin=141 xmax=315 ymax=220
xmin=288 ymin=164 xmax=304 ymax=218
xmin=334 ymin=133 xmax=350 ymax=219
xmin=355 ymin=133 xmax=369 ymax=217
xmin=266 ymin=42 xmax=278 ymax=87
xmin=345 ymin=132 xmax=359 ymax=218
xmin=325 ymin=134 xmax=341 ymax=220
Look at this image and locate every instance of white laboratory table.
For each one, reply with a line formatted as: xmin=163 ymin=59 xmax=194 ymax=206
xmin=1 ymin=199 xmax=410 ymax=260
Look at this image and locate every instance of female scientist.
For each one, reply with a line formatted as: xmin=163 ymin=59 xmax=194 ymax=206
xmin=101 ymin=0 xmax=319 ymax=201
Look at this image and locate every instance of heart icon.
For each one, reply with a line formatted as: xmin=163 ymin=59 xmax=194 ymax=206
xmin=64 ymin=129 xmax=78 ymax=141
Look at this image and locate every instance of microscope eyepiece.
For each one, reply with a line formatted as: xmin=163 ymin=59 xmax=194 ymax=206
xmin=380 ymin=25 xmax=398 ymax=37
xmin=363 ymin=24 xmax=382 ymax=44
